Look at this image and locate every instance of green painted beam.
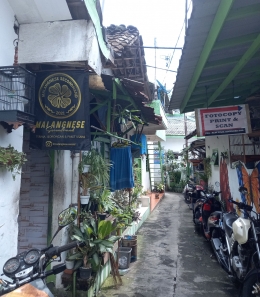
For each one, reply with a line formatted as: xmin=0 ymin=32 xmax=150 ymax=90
xmin=197 ymin=65 xmax=260 ymax=84
xmin=193 ymin=73 xmax=260 ymax=96
xmin=90 ymin=99 xmax=109 ymax=114
xmin=227 ymin=3 xmax=260 ymax=21
xmin=107 ymin=100 xmax=111 ymax=132
xmin=180 ymin=0 xmax=234 ymax=113
xmin=84 ymin=0 xmax=112 ymax=61
xmin=213 ymin=33 xmax=258 ymax=50
xmin=114 ymin=78 xmax=127 ymax=95
xmin=206 ymin=33 xmax=260 ymax=107
xmin=204 ymin=56 xmax=239 ymax=70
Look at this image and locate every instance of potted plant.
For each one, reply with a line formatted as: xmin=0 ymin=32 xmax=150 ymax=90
xmin=79 ymin=149 xmax=112 ymax=187
xmin=0 ymin=145 xmax=27 ymax=180
xmin=65 ymin=249 xmax=76 ymax=270
xmin=69 ymin=218 xmax=120 ymax=279
xmin=97 ymin=188 xmax=114 ymax=220
xmin=157 ymin=183 xmax=165 ymax=193
xmin=80 ymin=173 xmax=99 ymax=205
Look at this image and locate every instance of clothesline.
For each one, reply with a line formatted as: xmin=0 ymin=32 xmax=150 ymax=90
xmin=91 ymin=125 xmax=139 ymax=146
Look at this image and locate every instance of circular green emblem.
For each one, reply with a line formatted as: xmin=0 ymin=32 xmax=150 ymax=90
xmin=39 ymin=73 xmax=81 ymax=119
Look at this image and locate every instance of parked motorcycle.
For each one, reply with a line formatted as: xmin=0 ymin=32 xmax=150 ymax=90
xmin=210 ymin=187 xmax=260 ymax=297
xmin=0 ymin=206 xmax=80 ymax=296
xmin=193 ymin=190 xmax=222 ymax=236
xmin=183 ymin=178 xmax=204 ymax=205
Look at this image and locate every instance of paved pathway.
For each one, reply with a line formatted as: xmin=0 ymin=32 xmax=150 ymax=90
xmin=98 ymin=192 xmax=239 ymax=297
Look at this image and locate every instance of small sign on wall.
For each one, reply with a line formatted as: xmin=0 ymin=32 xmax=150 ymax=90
xmin=195 ymin=105 xmax=251 ymax=137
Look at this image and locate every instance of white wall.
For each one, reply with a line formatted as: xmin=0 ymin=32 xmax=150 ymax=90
xmin=205 ymin=135 xmax=249 ymax=206
xmin=0 ymin=0 xmax=17 ymax=66
xmin=0 ymin=1 xmax=23 ymax=275
xmin=163 ymin=136 xmax=197 ymax=153
xmin=0 ymin=125 xmax=23 ymax=274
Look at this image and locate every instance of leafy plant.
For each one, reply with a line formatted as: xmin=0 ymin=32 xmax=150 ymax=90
xmin=0 ymin=145 xmax=27 ymax=180
xmin=97 ymin=188 xmax=114 ymax=214
xmin=69 ymin=219 xmax=120 ymax=271
xmin=80 ymin=173 xmax=100 ymax=196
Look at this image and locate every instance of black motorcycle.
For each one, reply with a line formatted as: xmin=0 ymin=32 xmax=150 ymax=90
xmin=210 ymin=187 xmax=260 ymax=297
xmin=0 ymin=206 xmax=82 ymax=296
xmin=193 ymin=190 xmax=222 ymax=237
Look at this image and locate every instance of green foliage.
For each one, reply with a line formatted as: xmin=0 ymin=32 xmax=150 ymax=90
xmin=0 ymin=145 xmax=27 ymax=180
xmin=69 ymin=219 xmax=120 ymax=270
xmin=97 ymin=188 xmax=115 ymax=213
xmin=79 ymin=149 xmax=111 ymax=187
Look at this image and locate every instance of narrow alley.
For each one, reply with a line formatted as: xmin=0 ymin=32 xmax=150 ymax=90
xmin=98 ymin=193 xmax=239 ymax=297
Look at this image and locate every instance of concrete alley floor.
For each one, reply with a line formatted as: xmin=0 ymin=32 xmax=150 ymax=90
xmin=98 ymin=192 xmax=240 ymax=297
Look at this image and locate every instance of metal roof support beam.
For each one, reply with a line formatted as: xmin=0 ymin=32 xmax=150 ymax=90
xmin=205 ymin=33 xmax=260 ymax=107
xmin=180 ymin=0 xmax=234 ymax=113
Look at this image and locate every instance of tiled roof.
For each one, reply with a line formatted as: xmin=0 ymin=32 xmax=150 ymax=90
xmin=105 ymin=24 xmax=148 ymax=83
xmin=166 ymin=116 xmax=196 ymax=136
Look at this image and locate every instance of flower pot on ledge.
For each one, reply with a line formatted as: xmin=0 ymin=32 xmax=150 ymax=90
xmin=80 ymin=195 xmax=90 ymax=205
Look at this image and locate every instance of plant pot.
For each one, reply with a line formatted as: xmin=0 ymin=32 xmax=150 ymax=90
xmin=65 ymin=260 xmax=75 ymax=270
xmin=116 ymin=228 xmax=123 ymax=236
xmin=98 ymin=213 xmax=106 ymax=221
xmin=90 ymin=202 xmax=98 ymax=213
xmin=80 ymin=195 xmax=90 ymax=205
xmin=83 ymin=164 xmax=90 ymax=173
xmin=79 ymin=266 xmax=92 ymax=279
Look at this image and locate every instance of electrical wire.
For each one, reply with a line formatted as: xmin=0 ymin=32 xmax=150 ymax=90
xmin=162 ymin=0 xmax=193 ymax=84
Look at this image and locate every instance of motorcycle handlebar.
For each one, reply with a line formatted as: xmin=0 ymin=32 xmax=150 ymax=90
xmin=228 ymin=199 xmax=253 ymax=211
xmin=45 ymin=241 xmax=83 ymax=259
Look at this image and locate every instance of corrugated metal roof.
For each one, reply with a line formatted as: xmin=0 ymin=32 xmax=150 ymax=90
xmin=169 ymin=0 xmax=260 ymax=113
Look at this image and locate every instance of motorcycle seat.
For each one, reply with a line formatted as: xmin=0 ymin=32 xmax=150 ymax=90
xmin=223 ymin=213 xmax=237 ymax=237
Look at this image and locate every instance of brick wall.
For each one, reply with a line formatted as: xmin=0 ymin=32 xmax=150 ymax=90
xmin=18 ymin=132 xmax=50 ymax=253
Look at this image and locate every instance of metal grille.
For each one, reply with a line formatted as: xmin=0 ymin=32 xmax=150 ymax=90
xmin=0 ymin=66 xmax=35 ymax=114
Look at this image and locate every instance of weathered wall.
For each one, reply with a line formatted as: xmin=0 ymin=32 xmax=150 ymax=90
xmin=19 ymin=20 xmax=102 ymax=75
xmin=18 ymin=132 xmax=50 ymax=253
xmin=0 ymin=0 xmax=23 ymax=274
xmin=0 ymin=125 xmax=23 ymax=273
xmin=51 ymin=150 xmax=79 ymax=287
xmin=205 ymin=134 xmax=254 ymax=206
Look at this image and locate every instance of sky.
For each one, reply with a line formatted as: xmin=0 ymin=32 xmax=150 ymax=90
xmin=102 ymin=0 xmax=192 ymax=94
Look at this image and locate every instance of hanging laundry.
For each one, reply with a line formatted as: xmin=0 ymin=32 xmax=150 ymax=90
xmin=110 ymin=146 xmax=134 ymax=191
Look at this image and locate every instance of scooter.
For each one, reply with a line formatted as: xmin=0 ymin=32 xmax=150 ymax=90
xmin=193 ymin=190 xmax=222 ymax=237
xmin=211 ymin=187 xmax=260 ymax=297
xmin=0 ymin=206 xmax=82 ymax=296
xmin=183 ymin=178 xmax=204 ymax=205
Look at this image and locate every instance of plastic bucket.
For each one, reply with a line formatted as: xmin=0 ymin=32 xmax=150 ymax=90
xmin=122 ymin=235 xmax=137 ymax=261
xmin=116 ymin=247 xmax=132 ymax=269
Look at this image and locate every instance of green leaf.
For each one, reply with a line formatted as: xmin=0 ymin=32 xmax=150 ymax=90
xmin=108 ymin=235 xmax=121 ymax=243
xmin=68 ymin=252 xmax=82 ymax=260
xmin=98 ymin=220 xmax=114 ymax=239
xmin=74 ymin=259 xmax=83 ymax=270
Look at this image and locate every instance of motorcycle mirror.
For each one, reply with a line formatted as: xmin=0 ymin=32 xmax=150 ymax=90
xmin=58 ymin=206 xmax=77 ymax=227
xmin=50 ymin=206 xmax=78 ymax=243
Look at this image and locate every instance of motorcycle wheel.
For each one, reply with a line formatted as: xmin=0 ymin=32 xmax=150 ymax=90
xmin=184 ymin=192 xmax=191 ymax=204
xmin=194 ymin=210 xmax=201 ymax=232
xmin=241 ymin=274 xmax=260 ymax=296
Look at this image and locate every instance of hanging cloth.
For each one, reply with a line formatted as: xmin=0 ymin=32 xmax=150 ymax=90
xmin=110 ymin=146 xmax=134 ymax=191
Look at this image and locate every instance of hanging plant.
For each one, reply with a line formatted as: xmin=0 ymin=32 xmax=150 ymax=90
xmin=0 ymin=145 xmax=27 ymax=180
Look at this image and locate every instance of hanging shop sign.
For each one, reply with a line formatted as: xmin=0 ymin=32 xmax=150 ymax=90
xmin=31 ymin=71 xmax=90 ymax=150
xmin=195 ymin=104 xmax=252 ymax=137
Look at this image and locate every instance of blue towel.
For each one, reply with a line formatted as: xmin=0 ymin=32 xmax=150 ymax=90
xmin=130 ymin=134 xmax=147 ymax=155
xmin=110 ymin=146 xmax=134 ymax=191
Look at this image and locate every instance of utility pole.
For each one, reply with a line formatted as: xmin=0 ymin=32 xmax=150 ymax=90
xmin=184 ymin=0 xmax=188 ymax=147
xmin=154 ymin=38 xmax=157 ymax=84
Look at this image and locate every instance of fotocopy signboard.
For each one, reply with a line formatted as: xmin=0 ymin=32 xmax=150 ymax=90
xmin=195 ymin=105 xmax=251 ymax=137
xmin=31 ymin=70 xmax=90 ymax=150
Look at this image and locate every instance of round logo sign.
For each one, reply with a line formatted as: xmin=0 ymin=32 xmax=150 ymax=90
xmin=39 ymin=73 xmax=81 ymax=119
